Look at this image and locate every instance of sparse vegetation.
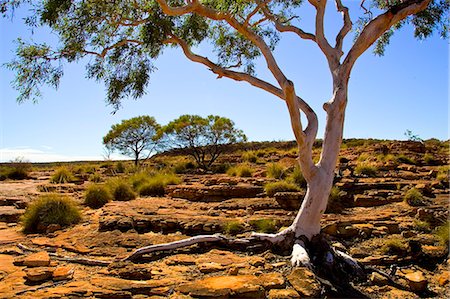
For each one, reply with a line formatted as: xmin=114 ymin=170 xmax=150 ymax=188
xmin=249 ymin=218 xmax=277 ymax=233
xmin=414 ymin=219 xmax=431 ymax=233
xmin=381 ymin=236 xmax=409 ymax=256
xmin=354 ymin=163 xmax=378 ymax=177
xmin=50 ymin=167 xmax=74 ymax=184
xmin=84 ymin=184 xmax=112 ymax=209
xmin=224 ymin=221 xmax=245 ymax=235
xmin=89 ymin=173 xmax=103 ymax=183
xmin=434 ymin=221 xmax=449 ymax=246
xmin=241 ymin=151 xmax=258 ymax=163
xmin=113 ymin=182 xmax=137 ymax=201
xmin=227 ymin=163 xmax=253 ymax=177
xmin=396 ymin=154 xmax=416 ymax=165
xmin=287 ymin=166 xmax=307 ymax=188
xmin=266 ymin=162 xmax=286 ymax=179
xmin=22 ymin=194 xmax=81 ymax=233
xmin=0 ymin=158 xmax=32 ymax=180
xmin=264 ymin=181 xmax=301 ymax=197
xmin=404 ymin=188 xmax=426 ymax=206
xmin=138 ymin=173 xmax=181 ymax=196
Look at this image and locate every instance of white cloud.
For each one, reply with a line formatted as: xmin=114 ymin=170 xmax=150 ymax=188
xmin=0 ymin=147 xmax=128 ymax=163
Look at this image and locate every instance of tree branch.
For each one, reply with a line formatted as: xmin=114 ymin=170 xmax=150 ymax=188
xmin=343 ymin=0 xmax=432 ymax=76
xmin=334 ymin=0 xmax=352 ymax=56
xmin=259 ymin=3 xmax=316 ymax=42
xmin=308 ymin=0 xmax=339 ymax=69
xmin=165 ymin=35 xmax=318 ymax=151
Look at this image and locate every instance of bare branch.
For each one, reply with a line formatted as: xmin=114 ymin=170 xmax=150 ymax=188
xmin=334 ymin=0 xmax=352 ymax=56
xmin=259 ymin=3 xmax=316 ymax=42
xmin=308 ymin=0 xmax=340 ymax=69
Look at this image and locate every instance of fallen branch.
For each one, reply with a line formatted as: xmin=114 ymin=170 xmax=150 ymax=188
xmin=17 ymin=243 xmax=111 ymax=267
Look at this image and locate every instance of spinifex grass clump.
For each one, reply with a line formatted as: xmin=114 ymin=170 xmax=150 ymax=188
xmin=50 ymin=167 xmax=74 ymax=183
xmin=227 ymin=163 xmax=253 ymax=177
xmin=287 ymin=166 xmax=307 ymax=188
xmin=22 ymin=194 xmax=81 ymax=233
xmin=84 ymin=184 xmax=112 ymax=208
xmin=114 ymin=182 xmax=137 ymax=201
xmin=264 ymin=181 xmax=301 ymax=197
xmin=224 ymin=221 xmax=245 ymax=235
xmin=354 ymin=163 xmax=378 ymax=177
xmin=404 ymin=188 xmax=426 ymax=206
xmin=241 ymin=151 xmax=258 ymax=163
xmin=266 ymin=162 xmax=286 ymax=179
xmin=138 ymin=172 xmax=182 ymax=197
xmin=249 ymin=218 xmax=278 ymax=233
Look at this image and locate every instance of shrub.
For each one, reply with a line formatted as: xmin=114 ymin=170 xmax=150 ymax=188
xmin=437 ymin=166 xmax=449 ymax=183
xmin=210 ymin=162 xmax=231 ymax=174
xmin=227 ymin=163 xmax=253 ymax=177
xmin=89 ymin=173 xmax=103 ymax=183
xmin=173 ymin=160 xmax=195 ymax=174
xmin=241 ymin=151 xmax=258 ymax=163
xmin=113 ymin=182 xmax=136 ymax=201
xmin=249 ymin=219 xmax=277 ymax=233
xmin=404 ymin=188 xmax=425 ymax=206
xmin=414 ymin=220 xmax=431 ymax=233
xmin=264 ymin=181 xmax=301 ymax=197
xmin=381 ymin=237 xmax=409 ymax=255
xmin=22 ymin=194 xmax=81 ymax=233
xmin=116 ymin=162 xmax=126 ymax=173
xmin=138 ymin=173 xmax=181 ymax=197
xmin=354 ymin=163 xmax=378 ymax=177
xmin=139 ymin=180 xmax=165 ymax=196
xmin=396 ymin=154 xmax=416 ymax=165
xmin=129 ymin=172 xmax=151 ymax=190
xmin=84 ymin=184 xmax=112 ymax=208
xmin=434 ymin=222 xmax=449 ymax=245
xmin=287 ymin=166 xmax=307 ymax=188
xmin=357 ymin=153 xmax=370 ymax=162
xmin=50 ymin=167 xmax=74 ymax=184
xmin=3 ymin=158 xmax=32 ymax=180
xmin=224 ymin=221 xmax=245 ymax=235
xmin=266 ymin=163 xmax=286 ymax=179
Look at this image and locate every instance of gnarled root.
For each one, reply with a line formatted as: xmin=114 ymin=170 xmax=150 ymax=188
xmin=123 ymin=230 xmax=367 ymax=296
xmin=124 ymin=229 xmax=295 ymax=262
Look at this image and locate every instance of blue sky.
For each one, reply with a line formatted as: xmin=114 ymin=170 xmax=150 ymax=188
xmin=0 ymin=1 xmax=448 ymax=162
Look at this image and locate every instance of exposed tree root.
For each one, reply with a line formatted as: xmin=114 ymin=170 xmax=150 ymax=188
xmin=123 ymin=229 xmax=369 ymax=296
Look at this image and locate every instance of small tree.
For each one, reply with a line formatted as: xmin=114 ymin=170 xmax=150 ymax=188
xmin=162 ymin=114 xmax=246 ymax=170
xmin=103 ymin=116 xmax=161 ymax=166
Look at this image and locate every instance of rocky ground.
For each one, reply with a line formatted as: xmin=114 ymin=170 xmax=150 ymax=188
xmin=0 ymin=140 xmax=448 ymax=298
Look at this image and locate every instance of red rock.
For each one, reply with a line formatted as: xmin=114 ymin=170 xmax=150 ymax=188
xmin=287 ymin=268 xmax=321 ymax=298
xmin=24 ymin=267 xmax=54 ymax=282
xmin=23 ymin=251 xmax=51 ymax=267
xmin=52 ymin=266 xmax=74 ymax=281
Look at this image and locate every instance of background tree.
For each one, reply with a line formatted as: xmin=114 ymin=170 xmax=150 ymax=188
xmin=162 ymin=114 xmax=246 ymax=170
xmin=103 ymin=116 xmax=161 ymax=166
xmin=4 ymin=0 xmax=448 ymax=284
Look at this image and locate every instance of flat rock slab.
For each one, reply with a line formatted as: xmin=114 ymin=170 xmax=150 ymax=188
xmin=166 ymin=184 xmax=263 ymax=201
xmin=0 ymin=206 xmax=25 ymax=223
xmin=177 ymin=273 xmax=285 ymax=298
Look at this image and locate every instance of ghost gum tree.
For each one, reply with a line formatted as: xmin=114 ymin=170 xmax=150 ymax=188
xmin=4 ymin=0 xmax=448 ymax=276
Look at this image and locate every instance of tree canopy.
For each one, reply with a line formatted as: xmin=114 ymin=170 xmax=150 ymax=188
xmin=3 ymin=0 xmax=448 ymax=107
xmin=162 ymin=114 xmax=246 ymax=170
xmin=103 ymin=115 xmax=161 ymax=166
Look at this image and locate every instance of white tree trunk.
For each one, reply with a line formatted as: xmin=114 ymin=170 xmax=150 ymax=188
xmin=291 ymin=171 xmax=334 ymax=239
xmin=290 ymin=87 xmax=347 ymax=240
